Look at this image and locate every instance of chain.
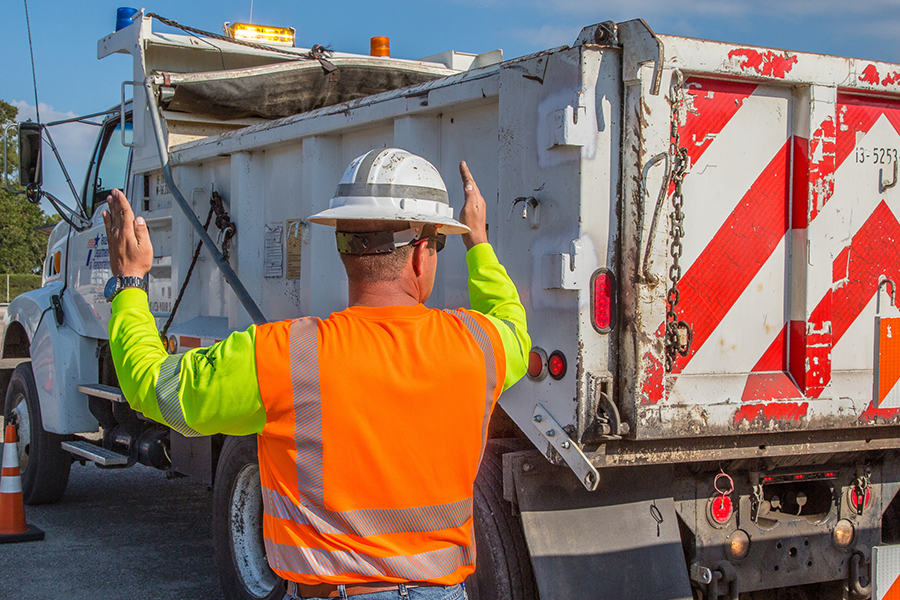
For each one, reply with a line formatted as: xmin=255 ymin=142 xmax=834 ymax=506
xmin=210 ymin=191 xmax=236 ymax=260
xmin=665 ymin=77 xmax=693 ymax=372
xmin=145 ymin=13 xmax=338 ymax=75
xmin=161 ymin=192 xmax=236 ymax=340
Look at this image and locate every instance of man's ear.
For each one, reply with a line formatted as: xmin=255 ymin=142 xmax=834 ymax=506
xmin=411 ymin=243 xmax=426 ymax=277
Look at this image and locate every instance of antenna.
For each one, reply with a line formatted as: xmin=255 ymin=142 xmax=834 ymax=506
xmin=249 ymin=0 xmax=254 ymax=24
xmin=23 ymin=0 xmax=40 ymax=123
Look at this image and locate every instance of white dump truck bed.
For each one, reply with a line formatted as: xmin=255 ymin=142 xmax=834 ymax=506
xmin=65 ymin=16 xmax=900 ymax=481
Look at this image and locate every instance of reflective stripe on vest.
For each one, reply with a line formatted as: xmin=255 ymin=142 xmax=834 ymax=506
xmin=444 ymin=309 xmax=498 ymax=450
xmin=262 ymin=486 xmax=472 ymax=536
xmin=289 ymin=318 xmax=324 ymax=505
xmin=266 ymin=538 xmax=475 ymax=581
xmin=156 ymin=354 xmax=201 ymax=437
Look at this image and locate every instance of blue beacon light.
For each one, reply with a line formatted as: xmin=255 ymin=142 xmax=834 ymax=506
xmin=116 ymin=7 xmax=139 ymax=31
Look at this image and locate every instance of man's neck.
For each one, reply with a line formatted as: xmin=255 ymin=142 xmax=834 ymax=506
xmin=348 ymin=282 xmax=420 ymax=307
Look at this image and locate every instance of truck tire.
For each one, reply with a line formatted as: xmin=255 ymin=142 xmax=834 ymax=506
xmin=3 ymin=361 xmax=71 ymax=504
xmin=213 ymin=435 xmax=282 ymax=600
xmin=466 ymin=439 xmax=538 ymax=600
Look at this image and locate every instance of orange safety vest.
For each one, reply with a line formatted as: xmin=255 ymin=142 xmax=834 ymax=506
xmin=254 ymin=304 xmax=506 ymax=585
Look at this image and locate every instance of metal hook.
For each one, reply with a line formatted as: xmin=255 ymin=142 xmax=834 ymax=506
xmin=878 ymin=277 xmax=897 ymax=314
xmin=507 ymin=196 xmax=540 ymax=229
xmin=880 ymin=160 xmax=898 ymax=193
xmin=216 ymin=225 xmax=235 ymax=245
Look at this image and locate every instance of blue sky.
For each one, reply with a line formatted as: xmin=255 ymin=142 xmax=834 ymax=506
xmin=3 ymin=0 xmax=900 ymax=209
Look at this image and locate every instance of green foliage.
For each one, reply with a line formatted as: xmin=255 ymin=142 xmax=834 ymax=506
xmin=0 ymin=100 xmax=58 ymax=274
xmin=1 ymin=100 xmax=18 ymax=176
xmin=0 ymin=274 xmax=42 ymax=302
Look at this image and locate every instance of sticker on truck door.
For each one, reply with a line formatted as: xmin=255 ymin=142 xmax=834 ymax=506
xmin=86 ymin=234 xmax=109 ymax=270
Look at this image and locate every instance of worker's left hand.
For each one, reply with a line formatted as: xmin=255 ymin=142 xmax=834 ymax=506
xmin=103 ymin=189 xmax=154 ymax=278
xmin=458 ymin=161 xmax=489 ymax=250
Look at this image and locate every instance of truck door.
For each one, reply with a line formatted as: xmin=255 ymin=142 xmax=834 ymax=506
xmin=67 ymin=116 xmax=133 ymax=337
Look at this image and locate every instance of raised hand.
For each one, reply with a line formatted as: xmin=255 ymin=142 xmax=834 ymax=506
xmin=102 ymin=189 xmax=154 ymax=278
xmin=458 ymin=161 xmax=489 ymax=250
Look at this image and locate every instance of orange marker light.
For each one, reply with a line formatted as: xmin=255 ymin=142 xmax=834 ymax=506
xmin=370 ymin=36 xmax=390 ymax=57
xmin=527 ymin=348 xmax=547 ymax=380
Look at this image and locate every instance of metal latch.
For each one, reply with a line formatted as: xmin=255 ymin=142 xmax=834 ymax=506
xmin=542 ymin=239 xmax=587 ymax=290
xmin=532 ymin=403 xmax=600 ymax=491
xmin=690 ymin=563 xmax=713 ymax=585
xmin=545 ymin=91 xmax=591 ymax=149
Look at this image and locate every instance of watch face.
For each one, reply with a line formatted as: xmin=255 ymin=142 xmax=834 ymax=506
xmin=104 ymin=276 xmax=119 ymax=300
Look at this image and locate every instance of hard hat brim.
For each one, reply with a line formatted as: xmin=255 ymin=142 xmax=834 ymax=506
xmin=308 ymin=199 xmax=471 ymax=234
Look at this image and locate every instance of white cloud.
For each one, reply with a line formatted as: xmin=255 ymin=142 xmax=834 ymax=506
xmin=11 ymin=100 xmax=100 ymax=215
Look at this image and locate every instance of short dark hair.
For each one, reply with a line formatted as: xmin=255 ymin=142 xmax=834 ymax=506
xmin=337 ymin=221 xmax=437 ymax=284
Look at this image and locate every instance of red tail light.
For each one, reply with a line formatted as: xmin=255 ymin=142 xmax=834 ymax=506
xmin=850 ymin=487 xmax=871 ymax=510
xmin=548 ymin=351 xmax=567 ymax=380
xmin=590 ymin=269 xmax=615 ymax=333
xmin=710 ymin=495 xmax=733 ymax=524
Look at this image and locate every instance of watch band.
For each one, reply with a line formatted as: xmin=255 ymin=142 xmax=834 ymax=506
xmin=119 ymin=275 xmax=147 ymax=291
xmin=105 ymin=275 xmax=148 ymax=301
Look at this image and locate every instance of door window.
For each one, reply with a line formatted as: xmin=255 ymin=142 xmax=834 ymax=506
xmin=83 ymin=119 xmax=132 ymax=216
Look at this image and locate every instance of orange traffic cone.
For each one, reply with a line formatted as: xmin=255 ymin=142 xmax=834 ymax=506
xmin=0 ymin=423 xmax=44 ymax=543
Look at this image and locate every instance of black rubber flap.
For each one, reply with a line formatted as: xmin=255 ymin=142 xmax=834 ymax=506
xmin=510 ymin=456 xmax=693 ymax=600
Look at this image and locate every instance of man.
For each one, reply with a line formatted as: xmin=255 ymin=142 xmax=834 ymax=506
xmin=103 ymin=149 xmax=529 ymax=600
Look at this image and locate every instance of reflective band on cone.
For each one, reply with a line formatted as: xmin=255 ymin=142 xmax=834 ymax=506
xmin=0 ymin=475 xmax=22 ymax=494
xmin=0 ymin=424 xmax=44 ymax=543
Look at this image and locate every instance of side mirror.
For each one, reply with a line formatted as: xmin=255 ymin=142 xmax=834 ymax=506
xmin=18 ymin=122 xmax=42 ymax=188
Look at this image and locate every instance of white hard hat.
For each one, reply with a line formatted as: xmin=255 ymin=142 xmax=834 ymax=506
xmin=307 ymin=148 xmax=470 ymax=234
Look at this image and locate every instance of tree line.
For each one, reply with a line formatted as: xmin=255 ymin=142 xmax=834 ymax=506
xmin=1 ymin=99 xmax=59 ymax=274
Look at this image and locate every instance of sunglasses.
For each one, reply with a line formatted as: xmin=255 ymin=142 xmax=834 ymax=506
xmin=412 ymin=234 xmax=447 ymax=253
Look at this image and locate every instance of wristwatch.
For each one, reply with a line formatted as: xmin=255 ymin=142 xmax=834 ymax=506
xmin=104 ymin=275 xmax=147 ymax=301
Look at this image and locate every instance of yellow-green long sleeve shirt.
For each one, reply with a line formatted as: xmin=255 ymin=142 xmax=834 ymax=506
xmin=108 ymin=243 xmax=530 ymax=437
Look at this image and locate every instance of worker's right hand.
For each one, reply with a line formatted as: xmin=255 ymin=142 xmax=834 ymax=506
xmin=103 ymin=189 xmax=154 ymax=279
xmin=459 ymin=161 xmax=489 ymax=250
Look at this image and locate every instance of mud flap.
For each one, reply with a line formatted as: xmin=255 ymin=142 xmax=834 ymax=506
xmin=507 ymin=453 xmax=692 ymax=600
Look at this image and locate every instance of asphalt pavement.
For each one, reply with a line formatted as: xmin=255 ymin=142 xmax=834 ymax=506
xmin=0 ymin=306 xmax=227 ymax=599
xmin=0 ymin=461 xmax=224 ymax=599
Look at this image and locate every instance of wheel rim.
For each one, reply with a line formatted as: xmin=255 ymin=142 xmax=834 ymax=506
xmin=9 ymin=393 xmax=31 ymax=473
xmin=230 ymin=462 xmax=278 ymax=598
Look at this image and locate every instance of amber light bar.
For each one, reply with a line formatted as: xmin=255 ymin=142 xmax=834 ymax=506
xmin=224 ymin=22 xmax=296 ymax=46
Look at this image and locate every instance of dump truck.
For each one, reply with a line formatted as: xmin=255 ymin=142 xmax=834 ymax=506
xmin=6 ymin=9 xmax=900 ymax=599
